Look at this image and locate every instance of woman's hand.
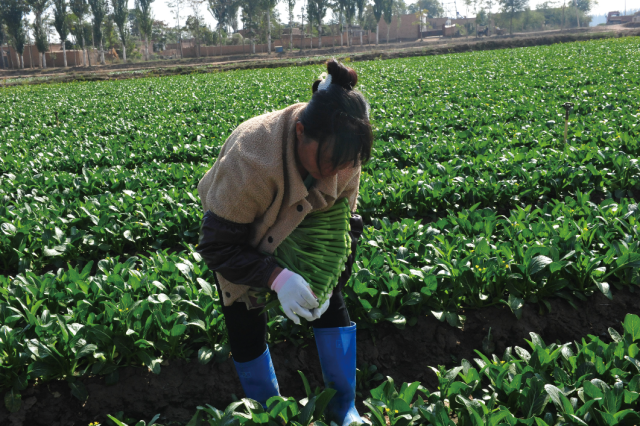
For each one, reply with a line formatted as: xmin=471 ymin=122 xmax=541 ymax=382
xmin=271 ymin=269 xmax=319 ymax=324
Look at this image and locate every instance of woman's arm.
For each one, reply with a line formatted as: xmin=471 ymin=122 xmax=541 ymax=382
xmin=197 ymin=210 xmax=282 ymax=289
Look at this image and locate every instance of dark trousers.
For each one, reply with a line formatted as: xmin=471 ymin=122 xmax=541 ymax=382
xmin=214 ymin=281 xmax=351 ymax=363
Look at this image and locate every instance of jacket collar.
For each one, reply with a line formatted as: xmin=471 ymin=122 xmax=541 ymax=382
xmin=283 ymin=103 xmax=338 ymax=208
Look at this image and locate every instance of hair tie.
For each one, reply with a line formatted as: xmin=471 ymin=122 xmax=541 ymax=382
xmin=317 ymin=72 xmax=332 ymax=91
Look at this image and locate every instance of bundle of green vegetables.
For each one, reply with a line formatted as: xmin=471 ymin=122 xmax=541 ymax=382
xmin=272 ymin=197 xmax=352 ymax=306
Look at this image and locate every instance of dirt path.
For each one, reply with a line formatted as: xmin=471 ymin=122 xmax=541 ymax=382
xmin=2 ymin=286 xmax=639 ymax=426
xmin=1 ymin=26 xmax=638 ymax=87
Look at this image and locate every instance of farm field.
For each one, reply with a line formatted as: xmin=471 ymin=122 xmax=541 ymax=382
xmin=1 ymin=36 xmax=640 ymax=425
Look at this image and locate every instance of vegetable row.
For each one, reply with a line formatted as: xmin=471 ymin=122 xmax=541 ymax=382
xmin=108 ymin=313 xmax=640 ymax=426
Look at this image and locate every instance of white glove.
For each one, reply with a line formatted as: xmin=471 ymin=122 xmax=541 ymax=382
xmin=271 ymin=269 xmax=319 ymax=325
xmin=312 ymin=297 xmax=331 ymax=320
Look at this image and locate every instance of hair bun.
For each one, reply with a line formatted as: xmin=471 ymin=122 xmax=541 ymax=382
xmin=326 ymin=58 xmax=357 ymax=90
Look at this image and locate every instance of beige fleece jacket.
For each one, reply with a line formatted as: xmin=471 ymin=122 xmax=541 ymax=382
xmin=197 ymin=102 xmax=361 ymax=307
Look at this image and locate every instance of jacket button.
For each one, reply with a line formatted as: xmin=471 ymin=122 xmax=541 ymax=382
xmin=297 ymin=205 xmax=303 ymax=212
xmin=225 ymin=292 xmax=231 ymax=298
xmin=268 ymin=236 xmax=273 ymax=243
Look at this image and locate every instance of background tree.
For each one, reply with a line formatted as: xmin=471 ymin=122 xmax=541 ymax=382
xmin=372 ymin=0 xmax=383 ymax=44
xmin=239 ymin=0 xmax=260 ymax=53
xmin=110 ymin=0 xmax=127 ymax=60
xmin=355 ymin=0 xmax=364 ymax=44
xmin=135 ymin=0 xmax=154 ymax=60
xmin=52 ymin=0 xmax=69 ymax=66
xmin=499 ymin=0 xmax=528 ymax=34
xmin=0 ymin=0 xmax=29 ymax=68
xmin=382 ymin=0 xmax=391 ymax=43
xmin=167 ymin=0 xmax=185 ymax=57
xmin=286 ymin=0 xmax=295 ymax=49
xmin=206 ymin=0 xmax=226 ymax=55
xmin=312 ymin=0 xmax=329 ymax=49
xmin=464 ymin=0 xmax=482 ymax=36
xmin=27 ymin=0 xmax=50 ymax=68
xmin=186 ymin=0 xmax=205 ymax=56
xmin=392 ymin=0 xmax=407 ymax=42
xmin=344 ymin=0 xmax=356 ymax=46
xmin=407 ymin=0 xmax=443 ymax=16
xmin=260 ymin=0 xmax=278 ymax=53
xmin=88 ymin=0 xmax=106 ymax=64
xmin=0 ymin=20 xmax=6 ymax=68
xmin=574 ymin=0 xmax=595 ymax=27
xmin=70 ymin=0 xmax=89 ymax=65
xmin=306 ymin=0 xmax=315 ymax=47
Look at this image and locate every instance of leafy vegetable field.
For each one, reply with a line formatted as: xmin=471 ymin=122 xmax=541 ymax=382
xmin=1 ymin=36 xmax=640 ymax=425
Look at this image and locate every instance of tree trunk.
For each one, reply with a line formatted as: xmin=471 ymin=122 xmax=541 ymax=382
xmin=100 ymin=40 xmax=105 ymax=64
xmin=29 ymin=44 xmax=34 ymax=68
xmin=348 ymin=22 xmax=351 ymax=46
xmin=251 ymin=39 xmax=255 ymax=54
xmin=122 ymin=42 xmax=126 ymax=62
xmin=87 ymin=46 xmax=92 ymax=66
xmin=62 ymin=42 xmax=67 ymax=67
xmin=81 ymin=38 xmax=87 ymax=66
xmin=340 ymin=11 xmax=343 ymax=46
xmin=360 ymin=31 xmax=363 ymax=46
xmin=290 ymin=24 xmax=293 ymax=50
xmin=145 ymin=35 xmax=149 ymax=60
xmin=20 ymin=54 xmax=24 ymax=69
xmin=510 ymin=12 xmax=513 ymax=34
xmin=42 ymin=52 xmax=47 ymax=68
xmin=386 ymin=25 xmax=389 ymax=43
xmin=267 ymin=8 xmax=271 ymax=54
xmin=376 ymin=23 xmax=379 ymax=44
xmin=318 ymin=24 xmax=322 ymax=48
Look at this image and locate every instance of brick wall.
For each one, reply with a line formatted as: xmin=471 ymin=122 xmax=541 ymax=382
xmin=2 ymin=45 xmax=117 ymax=69
xmin=157 ymin=32 xmax=372 ymax=58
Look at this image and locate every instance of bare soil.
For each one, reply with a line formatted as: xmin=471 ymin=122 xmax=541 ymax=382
xmin=1 ymin=27 xmax=639 ymax=87
xmin=2 ymin=286 xmax=639 ymax=426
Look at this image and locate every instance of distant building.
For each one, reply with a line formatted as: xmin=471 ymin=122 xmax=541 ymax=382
xmin=606 ymin=11 xmax=635 ymax=24
xmin=281 ymin=27 xmax=302 ymax=36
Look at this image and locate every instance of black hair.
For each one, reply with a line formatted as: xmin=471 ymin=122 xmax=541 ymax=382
xmin=298 ymin=58 xmax=373 ymax=172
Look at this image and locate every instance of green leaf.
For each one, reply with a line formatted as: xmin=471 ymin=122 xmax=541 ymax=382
xmin=528 ymin=255 xmax=553 ymax=275
xmin=596 ymin=281 xmax=612 ymax=300
xmin=519 ymin=377 xmax=548 ymax=418
xmin=544 ymin=384 xmax=573 ymax=415
xmin=298 ymin=370 xmax=312 ymax=399
xmin=43 ymin=247 xmax=64 ymax=256
xmin=507 ymin=294 xmax=524 ymax=319
xmin=4 ymin=389 xmax=21 ymax=413
xmin=1 ymin=223 xmax=17 ymax=236
xmin=623 ymin=314 xmax=640 ymax=341
xmin=198 ymin=347 xmax=213 ymax=365
xmin=68 ymin=380 xmax=88 ymax=402
xmin=75 ymin=343 xmax=98 ymax=359
xmin=170 ymin=323 xmax=187 ymax=337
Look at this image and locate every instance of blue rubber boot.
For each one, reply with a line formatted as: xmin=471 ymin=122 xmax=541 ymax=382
xmin=233 ymin=346 xmax=280 ymax=409
xmin=313 ymin=322 xmax=365 ymax=426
